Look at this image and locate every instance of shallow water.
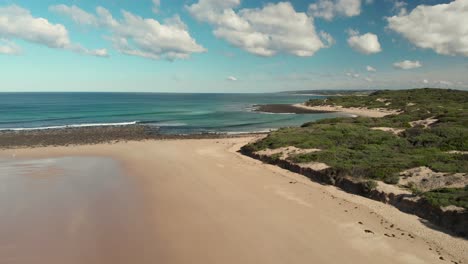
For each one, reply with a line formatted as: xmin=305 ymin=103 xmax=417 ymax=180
xmin=0 ymin=157 xmax=157 ymax=264
xmin=0 ymin=93 xmax=340 ymax=133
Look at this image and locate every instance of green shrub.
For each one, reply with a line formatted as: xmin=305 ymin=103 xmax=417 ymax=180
xmin=423 ymin=187 xmax=468 ymax=209
xmin=246 ymin=89 xmax=468 ymax=208
xmin=363 ymin=180 xmax=378 ymax=192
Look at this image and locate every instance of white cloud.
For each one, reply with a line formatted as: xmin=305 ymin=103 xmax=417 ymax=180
xmin=1 ymin=5 xmax=69 ymax=49
xmin=70 ymin=45 xmax=108 ymax=57
xmin=308 ymin=0 xmax=362 ymax=21
xmin=152 ymin=0 xmax=160 ymax=14
xmin=226 ymin=76 xmax=237 ymax=81
xmin=49 ymin=5 xmax=98 ymax=26
xmin=347 ymin=30 xmax=382 ymax=54
xmin=0 ymin=39 xmax=21 ymax=55
xmin=422 ymin=79 xmax=429 ymax=84
xmin=364 ymin=77 xmax=373 ymax=82
xmin=391 ymin=1 xmax=407 ymax=15
xmin=388 ymin=0 xmax=468 ymax=57
xmin=50 ymin=5 xmax=205 ymax=60
xmin=187 ymin=1 xmax=328 ymax=57
xmin=319 ymin=31 xmax=335 ymax=47
xmin=366 ymin=65 xmax=376 ymax=72
xmin=393 ymin=60 xmax=422 ymax=70
xmin=345 ymin=72 xmax=360 ymax=78
xmin=110 ymin=12 xmax=205 ymax=60
xmin=437 ymin=80 xmax=453 ymax=86
xmin=0 ymin=5 xmax=105 ymax=57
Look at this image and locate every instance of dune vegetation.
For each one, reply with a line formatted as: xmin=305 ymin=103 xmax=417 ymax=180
xmin=243 ymin=88 xmax=468 ymax=209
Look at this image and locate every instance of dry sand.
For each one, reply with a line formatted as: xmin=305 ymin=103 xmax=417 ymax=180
xmin=293 ymin=103 xmax=400 ymax=118
xmin=0 ymin=138 xmax=466 ymax=264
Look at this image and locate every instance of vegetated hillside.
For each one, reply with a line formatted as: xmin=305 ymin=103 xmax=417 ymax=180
xmin=243 ymin=88 xmax=468 ymax=209
xmin=283 ymin=89 xmax=374 ymax=96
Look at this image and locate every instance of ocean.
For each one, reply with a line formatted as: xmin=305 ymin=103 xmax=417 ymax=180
xmin=0 ymin=93 xmax=341 ymax=134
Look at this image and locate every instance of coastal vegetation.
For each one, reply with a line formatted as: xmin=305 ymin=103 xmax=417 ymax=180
xmin=423 ymin=187 xmax=468 ymax=209
xmin=243 ymin=88 xmax=468 ymax=209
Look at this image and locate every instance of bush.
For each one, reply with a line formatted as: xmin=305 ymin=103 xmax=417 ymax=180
xmin=363 ymin=180 xmax=378 ymax=192
xmin=245 ymin=89 xmax=468 ymax=208
xmin=423 ymin=187 xmax=468 ymax=209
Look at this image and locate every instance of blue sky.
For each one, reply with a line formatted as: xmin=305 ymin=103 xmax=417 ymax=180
xmin=0 ymin=0 xmax=467 ymax=92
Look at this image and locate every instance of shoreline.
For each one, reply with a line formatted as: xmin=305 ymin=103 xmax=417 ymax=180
xmin=252 ymin=103 xmax=400 ymax=117
xmin=253 ymin=104 xmax=334 ymax=114
xmin=293 ymin=103 xmax=401 ymax=117
xmin=0 ymin=124 xmax=268 ymax=149
xmin=1 ymin=138 xmax=466 ymax=263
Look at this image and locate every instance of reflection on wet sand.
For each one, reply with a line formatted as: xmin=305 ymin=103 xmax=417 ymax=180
xmin=0 ymin=157 xmax=157 ymax=264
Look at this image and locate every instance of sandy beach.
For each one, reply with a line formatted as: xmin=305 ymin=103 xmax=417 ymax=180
xmin=0 ymin=138 xmax=466 ymax=264
xmin=293 ymin=103 xmax=400 ymax=117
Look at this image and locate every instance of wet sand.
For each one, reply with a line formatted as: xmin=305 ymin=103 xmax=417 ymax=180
xmin=0 ymin=138 xmax=466 ymax=264
xmin=0 ymin=157 xmax=158 ymax=264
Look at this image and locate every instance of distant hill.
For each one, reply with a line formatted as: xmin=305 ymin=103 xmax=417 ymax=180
xmin=280 ymin=89 xmax=374 ymax=96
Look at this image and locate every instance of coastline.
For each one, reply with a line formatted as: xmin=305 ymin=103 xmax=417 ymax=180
xmin=1 ymin=138 xmax=466 ymax=263
xmin=0 ymin=125 xmax=267 ymax=149
xmin=292 ymin=103 xmax=400 ymax=117
xmin=253 ymin=104 xmax=334 ymax=114
xmin=252 ymin=103 xmax=400 ymax=117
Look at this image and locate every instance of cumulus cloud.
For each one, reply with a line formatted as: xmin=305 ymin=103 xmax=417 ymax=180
xmin=1 ymin=5 xmax=69 ymax=49
xmin=0 ymin=5 xmax=105 ymax=57
xmin=347 ymin=30 xmax=382 ymax=54
xmin=364 ymin=77 xmax=373 ymax=82
xmin=393 ymin=60 xmax=422 ymax=70
xmin=226 ymin=76 xmax=237 ymax=81
xmin=388 ymin=0 xmax=468 ymax=57
xmin=308 ymin=0 xmax=362 ymax=21
xmin=0 ymin=39 xmax=21 ymax=55
xmin=49 ymin=5 xmax=98 ymax=26
xmin=50 ymin=5 xmax=205 ymax=60
xmin=366 ymin=65 xmax=376 ymax=72
xmin=187 ymin=1 xmax=328 ymax=57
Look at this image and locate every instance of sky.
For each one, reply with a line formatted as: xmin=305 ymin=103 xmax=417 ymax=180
xmin=0 ymin=0 xmax=467 ymax=93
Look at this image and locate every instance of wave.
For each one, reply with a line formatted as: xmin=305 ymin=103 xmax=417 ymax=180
xmin=0 ymin=121 xmax=139 ymax=131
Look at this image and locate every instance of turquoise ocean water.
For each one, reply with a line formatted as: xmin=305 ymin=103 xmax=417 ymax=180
xmin=0 ymin=93 xmax=341 ymax=134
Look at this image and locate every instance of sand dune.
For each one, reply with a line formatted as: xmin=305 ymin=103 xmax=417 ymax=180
xmin=293 ymin=103 xmax=400 ymax=117
xmin=0 ymin=138 xmax=466 ymax=264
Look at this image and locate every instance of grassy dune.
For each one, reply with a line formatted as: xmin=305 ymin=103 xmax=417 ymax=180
xmin=244 ymin=88 xmax=468 ymax=209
